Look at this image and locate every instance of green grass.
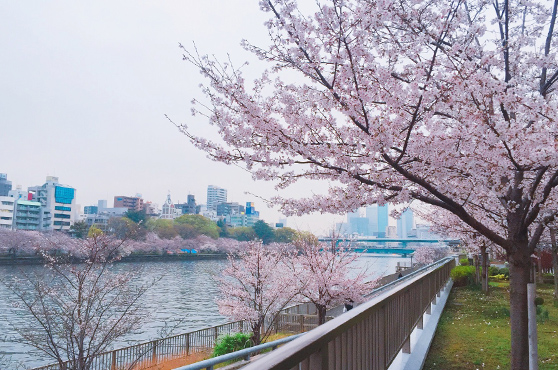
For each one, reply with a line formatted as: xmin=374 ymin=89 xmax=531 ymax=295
xmin=424 ymin=281 xmax=558 ymax=369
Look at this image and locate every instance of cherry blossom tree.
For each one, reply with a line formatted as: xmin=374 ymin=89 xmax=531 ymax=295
xmin=290 ymin=240 xmax=373 ymax=324
xmin=216 ymin=241 xmax=298 ymax=345
xmin=0 ymin=228 xmax=43 ymax=256
xmin=412 ymin=245 xmax=448 ymax=265
xmin=179 ymin=1 xmax=558 ymax=365
xmin=5 ymin=234 xmax=154 ymax=370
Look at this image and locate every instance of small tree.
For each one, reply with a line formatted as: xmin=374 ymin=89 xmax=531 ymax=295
xmin=291 ymin=240 xmax=373 ymax=324
xmin=273 ymin=227 xmax=298 ymax=244
xmin=216 ymin=241 xmax=297 ymax=345
xmin=5 ymin=234 xmax=154 ymax=370
xmin=252 ymin=220 xmax=275 ymax=244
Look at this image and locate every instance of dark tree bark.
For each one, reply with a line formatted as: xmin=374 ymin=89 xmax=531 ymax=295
xmin=317 ymin=305 xmax=327 ymax=325
xmin=551 ymin=229 xmax=558 ymax=300
xmin=481 ymin=246 xmax=489 ymax=294
xmin=509 ymin=243 xmax=532 ymax=370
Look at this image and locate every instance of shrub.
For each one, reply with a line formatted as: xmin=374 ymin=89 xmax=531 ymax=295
xmin=536 ymin=306 xmax=550 ymax=323
xmin=213 ymin=332 xmax=253 ymax=358
xmin=451 ymin=266 xmax=476 ymax=286
xmin=459 ymin=258 xmax=470 ymax=266
xmin=535 ymin=297 xmax=544 ymax=306
xmin=488 ymin=266 xmax=499 ymax=276
xmin=498 ymin=268 xmax=509 ymax=278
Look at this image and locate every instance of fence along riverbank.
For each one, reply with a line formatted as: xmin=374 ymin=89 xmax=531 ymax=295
xmin=30 ymin=306 xmax=328 ymax=370
xmin=29 ymin=260 xmax=429 ymax=370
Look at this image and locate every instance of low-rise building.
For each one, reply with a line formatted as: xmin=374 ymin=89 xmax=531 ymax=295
xmin=0 ymin=196 xmax=15 ymax=229
xmin=13 ymin=200 xmax=42 ymax=230
xmin=114 ymin=195 xmax=144 ymax=212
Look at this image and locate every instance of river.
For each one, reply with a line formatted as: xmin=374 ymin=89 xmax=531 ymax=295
xmin=0 ymin=254 xmax=411 ymax=369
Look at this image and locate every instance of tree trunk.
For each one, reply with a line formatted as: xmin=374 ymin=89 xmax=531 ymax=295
xmin=481 ymin=247 xmax=489 ymax=294
xmin=474 ymin=254 xmax=480 ymax=284
xmin=317 ymin=305 xmax=327 ymax=325
xmin=251 ymin=322 xmax=262 ymax=346
xmin=537 ymin=255 xmax=543 ymax=284
xmin=550 ymin=229 xmax=558 ymax=300
xmin=509 ymin=252 xmax=532 ymax=370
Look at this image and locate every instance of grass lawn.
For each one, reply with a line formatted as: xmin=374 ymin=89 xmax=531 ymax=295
xmin=424 ymin=281 xmax=558 ymax=369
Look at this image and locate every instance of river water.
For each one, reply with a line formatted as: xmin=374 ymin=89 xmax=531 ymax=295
xmin=0 ymin=254 xmax=410 ymax=369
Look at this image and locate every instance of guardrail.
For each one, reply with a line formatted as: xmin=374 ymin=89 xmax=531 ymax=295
xmin=241 ymin=257 xmax=456 ymax=370
xmin=174 ymin=333 xmax=303 ymax=370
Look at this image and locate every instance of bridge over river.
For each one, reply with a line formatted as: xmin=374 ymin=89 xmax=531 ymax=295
xmin=317 ymin=237 xmax=461 ymax=256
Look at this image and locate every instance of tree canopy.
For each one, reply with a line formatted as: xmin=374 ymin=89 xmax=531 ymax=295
xmin=180 ymin=1 xmax=558 ymax=366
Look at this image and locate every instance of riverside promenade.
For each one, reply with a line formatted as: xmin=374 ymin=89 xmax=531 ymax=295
xmin=239 ymin=257 xmax=455 ymax=370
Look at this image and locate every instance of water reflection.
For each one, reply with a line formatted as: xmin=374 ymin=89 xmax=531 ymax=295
xmin=0 ymin=255 xmax=409 ymax=368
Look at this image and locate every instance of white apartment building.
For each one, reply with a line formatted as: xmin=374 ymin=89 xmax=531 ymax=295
xmin=206 ymin=185 xmax=227 ymax=211
xmin=28 ymin=176 xmax=77 ymax=231
xmin=0 ymin=196 xmax=15 ymax=229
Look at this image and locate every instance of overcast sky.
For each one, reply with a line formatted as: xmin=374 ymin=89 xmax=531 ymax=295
xmin=0 ymin=0 xmax=357 ymax=235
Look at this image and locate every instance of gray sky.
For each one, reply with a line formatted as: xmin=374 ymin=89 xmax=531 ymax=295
xmin=0 ymin=0 xmax=348 ymax=235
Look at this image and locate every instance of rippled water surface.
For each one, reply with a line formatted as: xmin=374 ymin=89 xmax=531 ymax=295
xmin=0 ymin=255 xmax=408 ymax=368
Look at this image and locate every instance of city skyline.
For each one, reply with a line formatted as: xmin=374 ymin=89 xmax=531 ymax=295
xmin=0 ymin=1 xmax=348 ymax=234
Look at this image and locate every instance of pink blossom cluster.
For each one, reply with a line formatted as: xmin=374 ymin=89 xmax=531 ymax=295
xmin=0 ymin=229 xmax=250 ymax=258
xmin=217 ymin=239 xmax=376 ymax=339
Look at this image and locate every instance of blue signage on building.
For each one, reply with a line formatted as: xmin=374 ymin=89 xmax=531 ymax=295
xmin=55 ymin=186 xmax=75 ymax=204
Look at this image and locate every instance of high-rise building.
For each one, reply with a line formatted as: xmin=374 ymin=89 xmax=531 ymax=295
xmin=207 ymin=185 xmax=227 ymax=211
xmin=366 ymin=204 xmax=389 ymax=237
xmin=0 ymin=173 xmax=12 ymax=196
xmin=114 ymin=195 xmax=144 ymax=211
xmin=28 ymin=176 xmax=77 ymax=231
xmin=397 ymin=208 xmax=414 ymax=238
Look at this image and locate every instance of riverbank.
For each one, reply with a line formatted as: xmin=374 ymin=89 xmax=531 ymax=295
xmin=424 ymin=281 xmax=558 ymax=369
xmin=0 ymin=252 xmax=228 ymax=265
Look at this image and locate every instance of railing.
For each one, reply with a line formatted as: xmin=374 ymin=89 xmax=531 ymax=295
xmin=174 ymin=334 xmax=303 ymax=370
xmin=242 ymin=257 xmax=456 ymax=370
xmin=31 ymin=311 xmax=324 ymax=370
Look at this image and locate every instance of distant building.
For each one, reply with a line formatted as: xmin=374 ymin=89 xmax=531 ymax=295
xmin=114 ymin=195 xmax=144 ymax=212
xmin=350 ymin=217 xmax=370 ymax=236
xmin=13 ymin=199 xmax=42 ymax=230
xmin=175 ymin=194 xmax=197 ymax=215
xmin=8 ymin=185 xmax=29 ymax=200
xmin=207 ymin=185 xmax=227 ymax=211
xmin=84 ymin=207 xmax=128 ymax=232
xmin=416 ymin=224 xmax=441 ymax=239
xmin=28 ymin=176 xmax=76 ymax=231
xmin=98 ymin=200 xmax=108 ymax=209
xmin=143 ymin=201 xmax=159 ymax=216
xmin=397 ymin=208 xmax=414 ymax=238
xmin=0 ymin=196 xmax=15 ymax=229
xmin=84 ymin=206 xmax=98 ymax=215
xmin=366 ymin=204 xmax=389 ymax=237
xmin=216 ymin=202 xmax=244 ymax=217
xmin=334 ymin=222 xmax=349 ymax=236
xmin=161 ymin=193 xmax=181 ymax=219
xmin=227 ymin=202 xmax=260 ymax=227
xmin=0 ymin=173 xmax=12 ymax=197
